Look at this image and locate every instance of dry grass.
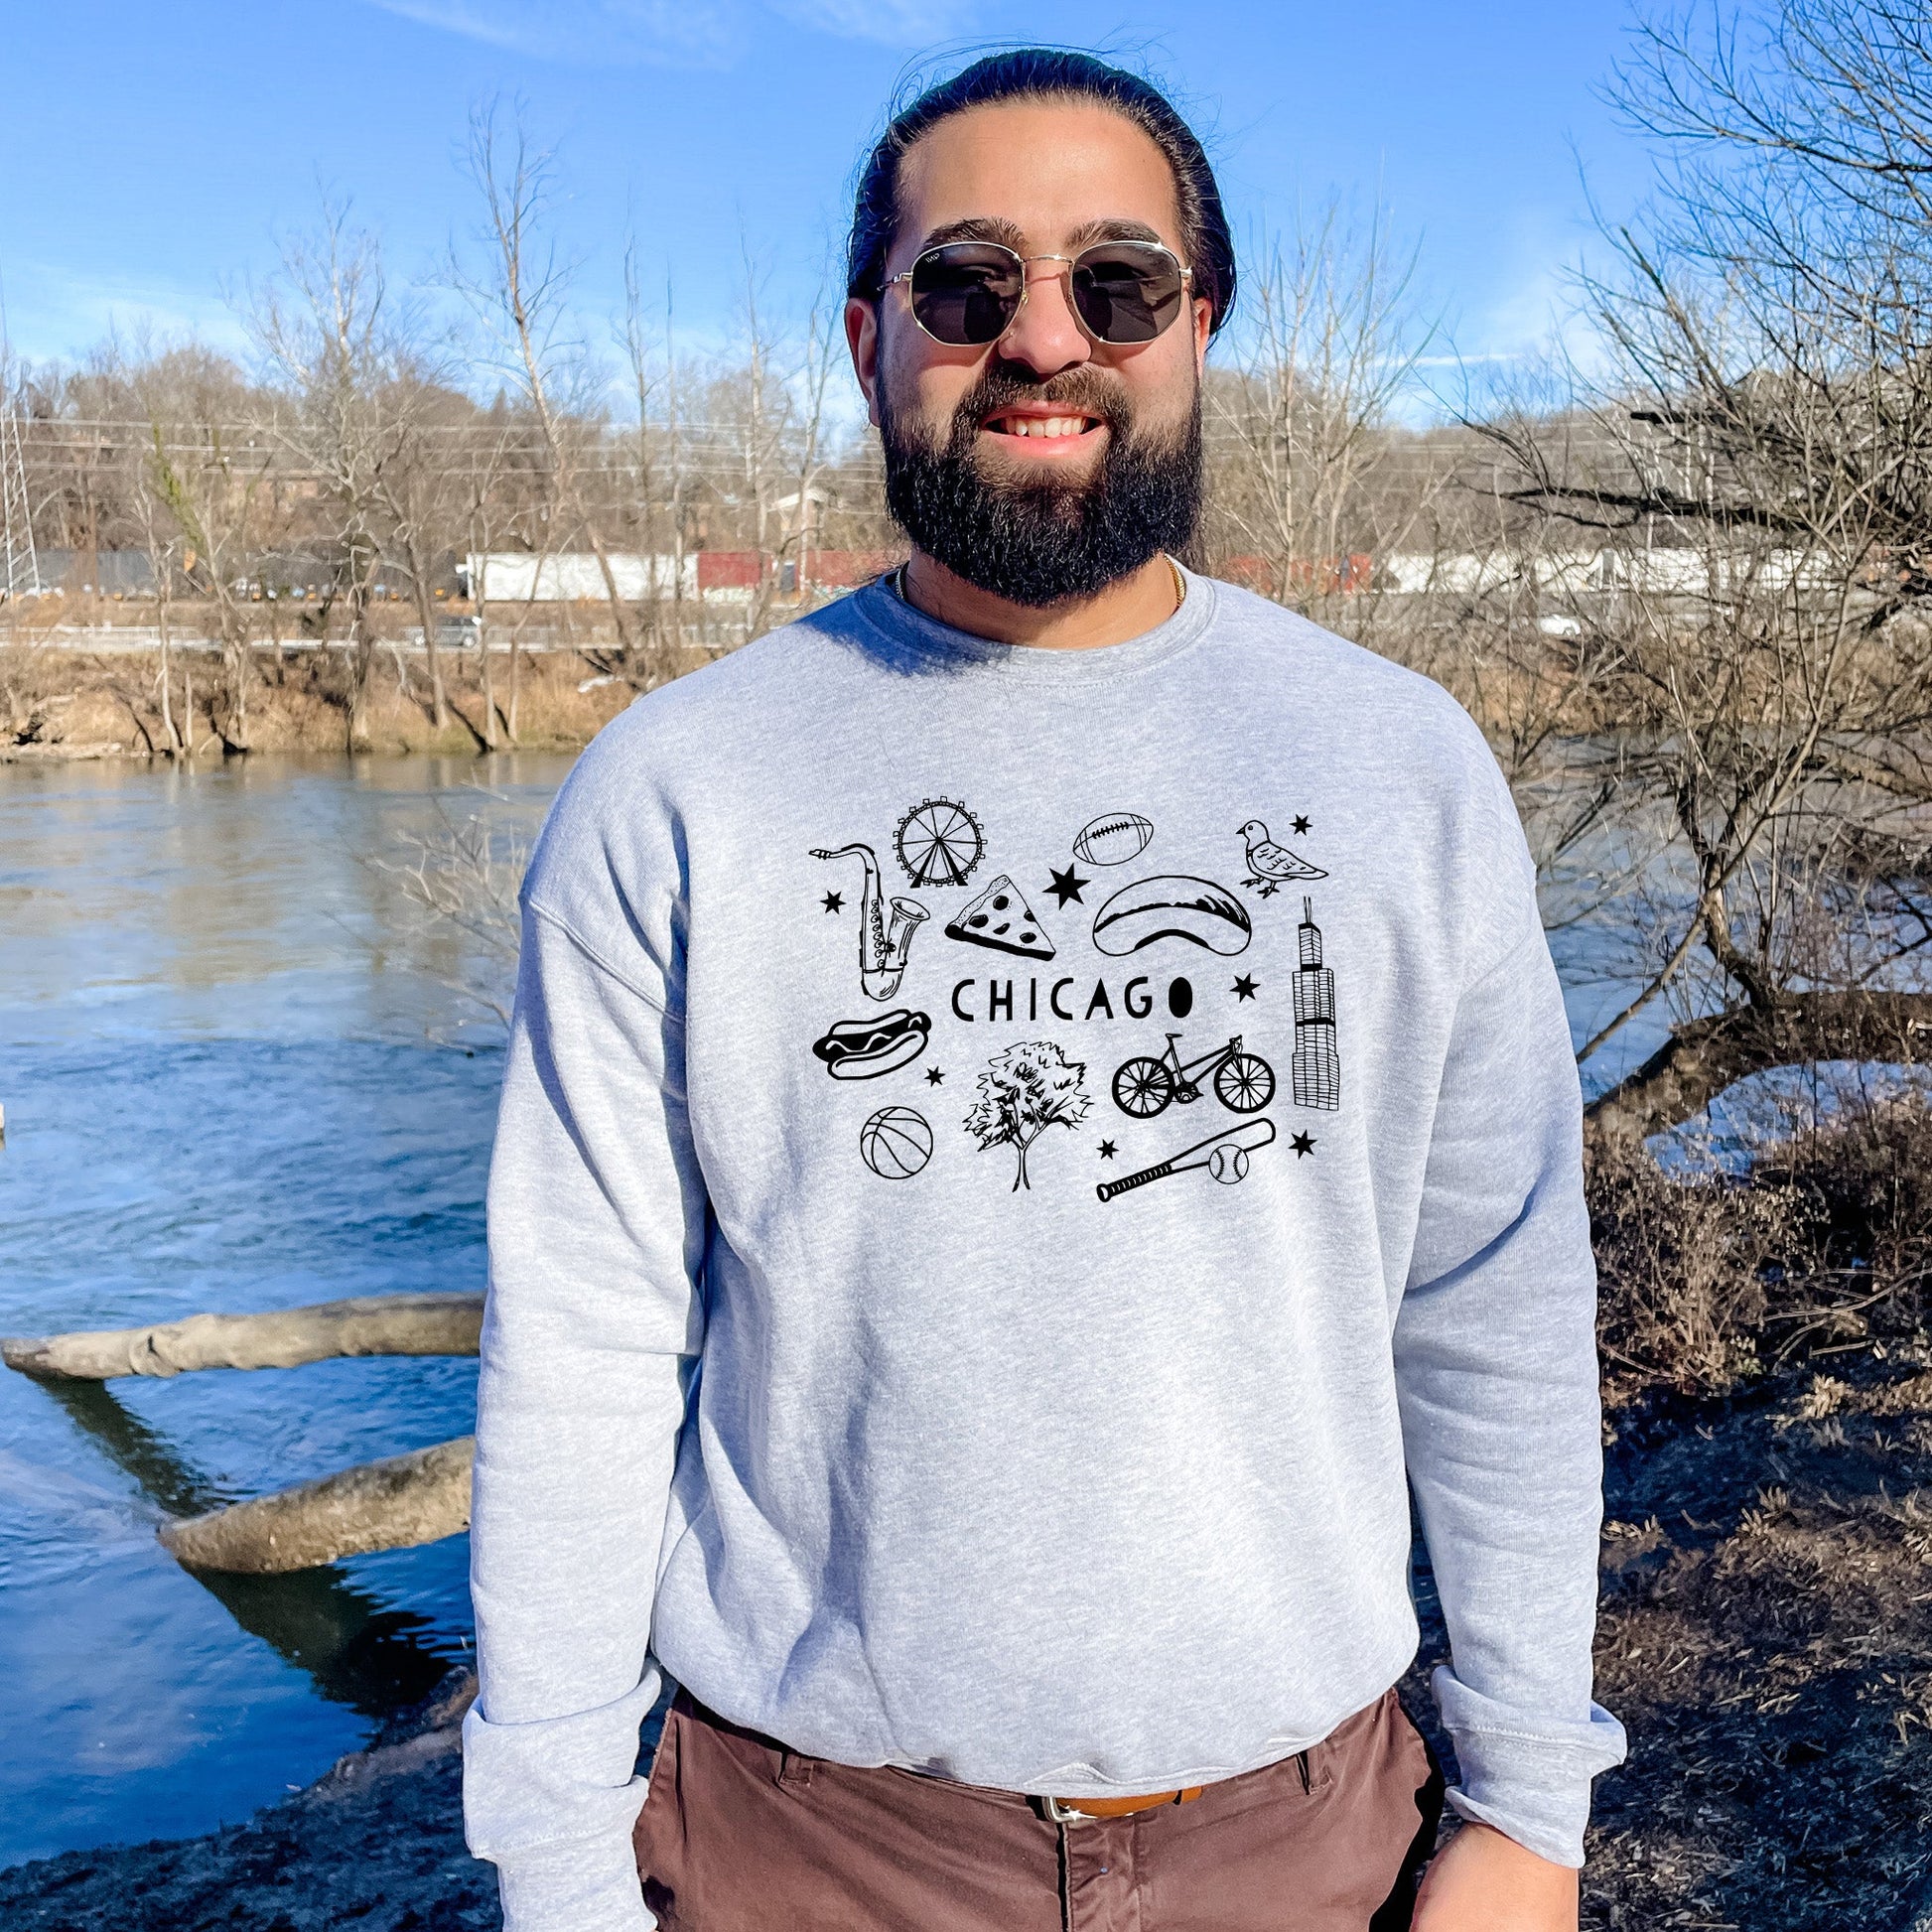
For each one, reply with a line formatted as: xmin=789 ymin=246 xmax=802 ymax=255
xmin=1555 ymin=1099 xmax=1932 ymax=1925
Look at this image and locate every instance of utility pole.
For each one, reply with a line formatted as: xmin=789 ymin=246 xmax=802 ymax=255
xmin=1 ymin=406 xmax=42 ymax=601
xmin=0 ymin=261 xmax=44 ymax=603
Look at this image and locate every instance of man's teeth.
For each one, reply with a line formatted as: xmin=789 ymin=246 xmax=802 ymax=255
xmin=994 ymin=416 xmax=1093 ymax=438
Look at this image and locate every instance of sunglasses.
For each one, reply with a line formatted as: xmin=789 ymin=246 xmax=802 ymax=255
xmin=885 ymin=239 xmax=1194 ymax=347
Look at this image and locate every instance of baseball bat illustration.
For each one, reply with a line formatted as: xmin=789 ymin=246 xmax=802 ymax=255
xmin=1097 ymin=1118 xmax=1276 ymax=1202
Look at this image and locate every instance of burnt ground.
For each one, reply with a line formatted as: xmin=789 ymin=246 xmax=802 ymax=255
xmin=1578 ymin=1346 xmax=1932 ymax=1930
xmin=7 ymin=1364 xmax=1932 ymax=1930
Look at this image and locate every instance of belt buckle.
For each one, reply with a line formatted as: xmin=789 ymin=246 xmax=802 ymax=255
xmin=1040 ymin=1796 xmax=1097 ymax=1825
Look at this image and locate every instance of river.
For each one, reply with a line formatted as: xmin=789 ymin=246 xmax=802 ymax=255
xmin=0 ymin=754 xmax=570 ymax=1868
xmin=0 ymin=750 xmax=1668 ymax=1871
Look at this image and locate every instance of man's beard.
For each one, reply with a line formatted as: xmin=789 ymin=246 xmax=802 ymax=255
xmin=878 ymin=364 xmax=1203 ymax=609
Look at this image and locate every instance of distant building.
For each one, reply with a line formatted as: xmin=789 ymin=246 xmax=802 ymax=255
xmin=37 ymin=549 xmax=157 ymax=597
xmin=461 ymin=550 xmax=898 ymax=605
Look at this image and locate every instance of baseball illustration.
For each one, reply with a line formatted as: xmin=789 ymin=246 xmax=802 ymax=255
xmin=1073 ymin=811 xmax=1154 ymax=867
xmin=1207 ymin=1144 xmax=1249 ymax=1184
xmin=861 ymin=1105 xmax=933 ymax=1179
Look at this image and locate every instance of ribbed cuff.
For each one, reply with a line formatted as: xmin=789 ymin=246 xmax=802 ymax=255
xmin=491 ymin=1830 xmax=656 ymax=1932
xmin=1432 ymin=1667 xmax=1628 ymax=1867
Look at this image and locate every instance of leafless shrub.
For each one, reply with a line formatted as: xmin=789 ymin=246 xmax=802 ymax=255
xmin=365 ymin=792 xmax=531 ymax=1032
xmin=1590 ymin=1086 xmax=1932 ymax=1408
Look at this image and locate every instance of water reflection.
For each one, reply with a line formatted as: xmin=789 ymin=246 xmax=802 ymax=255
xmin=1 ymin=757 xmax=536 ymax=1862
xmin=43 ymin=1379 xmax=455 ymax=1719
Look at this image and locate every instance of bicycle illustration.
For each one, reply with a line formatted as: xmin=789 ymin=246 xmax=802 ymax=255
xmin=1110 ymin=1033 xmax=1276 ymax=1119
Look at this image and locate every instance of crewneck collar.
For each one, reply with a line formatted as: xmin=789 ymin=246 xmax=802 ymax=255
xmin=847 ymin=562 xmax=1218 ymax=685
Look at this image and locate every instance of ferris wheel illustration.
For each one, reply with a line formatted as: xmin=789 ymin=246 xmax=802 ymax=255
xmin=894 ymin=797 xmax=986 ymax=888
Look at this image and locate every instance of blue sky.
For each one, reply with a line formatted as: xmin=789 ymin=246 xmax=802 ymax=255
xmin=0 ymin=0 xmax=1656 ymax=391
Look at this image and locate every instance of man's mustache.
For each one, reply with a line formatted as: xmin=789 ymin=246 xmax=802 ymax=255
xmin=944 ymin=364 xmax=1133 ymax=451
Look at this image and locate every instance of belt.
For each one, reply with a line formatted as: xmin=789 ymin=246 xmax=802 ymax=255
xmin=1037 ymin=1786 xmax=1204 ymax=1824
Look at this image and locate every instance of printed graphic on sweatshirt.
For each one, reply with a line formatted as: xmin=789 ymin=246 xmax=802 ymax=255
xmin=1234 ymin=819 xmax=1326 ymax=896
xmin=945 ymin=875 xmax=1056 ymax=960
xmin=1072 ymin=810 xmax=1154 ymax=868
xmin=1090 ymin=875 xmax=1252 ymax=958
xmin=895 ymin=797 xmax=985 ymax=889
xmin=861 ymin=1105 xmax=933 ymax=1179
xmin=811 ymin=842 xmax=928 ymax=1000
xmin=812 ymin=1010 xmax=931 ymax=1081
xmin=1109 ymin=1032 xmax=1275 ymax=1119
xmin=963 ymin=1041 xmax=1091 ymax=1191
xmin=1043 ymin=864 xmax=1089 ymax=907
xmin=808 ymin=797 xmax=1336 ymax=1186
xmin=1097 ymin=1118 xmax=1277 ymax=1202
xmin=1291 ymin=897 xmax=1341 ymax=1111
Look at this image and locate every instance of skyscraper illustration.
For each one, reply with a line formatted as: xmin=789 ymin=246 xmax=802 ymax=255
xmin=1292 ymin=897 xmax=1340 ymax=1111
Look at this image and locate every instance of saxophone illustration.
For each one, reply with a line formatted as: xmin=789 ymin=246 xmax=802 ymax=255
xmin=811 ymin=843 xmax=929 ymax=1001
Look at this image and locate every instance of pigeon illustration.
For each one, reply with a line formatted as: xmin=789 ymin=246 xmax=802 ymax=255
xmin=1235 ymin=819 xmax=1327 ymax=896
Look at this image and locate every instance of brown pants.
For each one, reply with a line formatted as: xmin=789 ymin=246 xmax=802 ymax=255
xmin=632 ymin=1689 xmax=1444 ymax=1931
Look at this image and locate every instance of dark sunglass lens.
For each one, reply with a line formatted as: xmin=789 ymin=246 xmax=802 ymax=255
xmin=1072 ymin=245 xmax=1184 ymax=344
xmin=909 ymin=244 xmax=1023 ymax=345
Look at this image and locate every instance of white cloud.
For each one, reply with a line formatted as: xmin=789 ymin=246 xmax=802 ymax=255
xmin=767 ymin=0 xmax=971 ymax=44
xmin=3 ymin=264 xmax=250 ymax=368
xmin=358 ymin=0 xmax=965 ymax=64
xmin=362 ymin=0 xmax=745 ymax=66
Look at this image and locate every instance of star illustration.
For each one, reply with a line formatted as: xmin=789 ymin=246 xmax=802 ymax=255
xmin=1291 ymin=815 xmax=1311 ymax=836
xmin=1044 ymin=864 xmax=1091 ymax=908
xmin=1097 ymin=1139 xmax=1118 ymax=1160
xmin=925 ymin=1066 xmax=945 ymax=1086
xmin=1290 ymin=1132 xmax=1316 ymax=1158
xmin=1231 ymin=974 xmax=1260 ymax=1001
xmin=821 ymin=891 xmax=844 ymax=913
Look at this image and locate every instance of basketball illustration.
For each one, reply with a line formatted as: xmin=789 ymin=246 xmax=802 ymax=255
xmin=1207 ymin=1144 xmax=1249 ymax=1184
xmin=861 ymin=1105 xmax=933 ymax=1179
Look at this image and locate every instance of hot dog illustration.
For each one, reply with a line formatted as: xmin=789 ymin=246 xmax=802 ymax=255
xmin=811 ymin=1009 xmax=931 ymax=1081
xmin=1091 ymin=874 xmax=1253 ymax=958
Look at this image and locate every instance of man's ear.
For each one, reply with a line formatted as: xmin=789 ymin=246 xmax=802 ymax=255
xmin=846 ymin=296 xmax=883 ymax=428
xmin=1190 ymin=294 xmax=1212 ymax=374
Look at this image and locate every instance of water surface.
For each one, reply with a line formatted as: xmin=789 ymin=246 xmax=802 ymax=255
xmin=0 ymin=755 xmax=570 ymax=1866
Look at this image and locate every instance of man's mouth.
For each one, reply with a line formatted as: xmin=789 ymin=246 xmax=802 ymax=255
xmin=982 ymin=409 xmax=1104 ymax=441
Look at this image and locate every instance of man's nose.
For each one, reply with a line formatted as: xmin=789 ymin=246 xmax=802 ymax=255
xmin=997 ymin=260 xmax=1091 ymax=379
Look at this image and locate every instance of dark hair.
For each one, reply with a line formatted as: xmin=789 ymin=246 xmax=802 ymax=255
xmin=847 ymin=49 xmax=1236 ymax=337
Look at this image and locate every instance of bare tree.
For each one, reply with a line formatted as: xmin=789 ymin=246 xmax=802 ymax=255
xmin=1479 ymin=0 xmax=1932 ymax=1135
xmin=456 ymin=102 xmax=648 ymax=686
xmin=1205 ymin=202 xmax=1444 ymax=637
xmin=249 ymin=206 xmax=402 ymax=750
xmin=130 ymin=351 xmax=270 ymax=753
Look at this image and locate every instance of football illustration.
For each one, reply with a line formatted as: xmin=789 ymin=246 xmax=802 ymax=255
xmin=1073 ymin=811 xmax=1154 ymax=868
xmin=861 ymin=1105 xmax=933 ymax=1179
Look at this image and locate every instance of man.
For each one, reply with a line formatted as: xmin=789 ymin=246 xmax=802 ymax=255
xmin=463 ymin=48 xmax=1625 ymax=1932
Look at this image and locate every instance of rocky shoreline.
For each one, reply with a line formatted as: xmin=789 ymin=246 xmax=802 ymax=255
xmin=0 ymin=1674 xmax=498 ymax=1932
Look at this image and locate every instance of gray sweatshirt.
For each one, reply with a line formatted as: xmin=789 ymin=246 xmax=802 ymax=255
xmin=462 ymin=569 xmax=1626 ymax=1930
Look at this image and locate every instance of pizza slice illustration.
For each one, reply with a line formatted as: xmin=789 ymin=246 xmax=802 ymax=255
xmin=944 ymin=873 xmax=1055 ymax=960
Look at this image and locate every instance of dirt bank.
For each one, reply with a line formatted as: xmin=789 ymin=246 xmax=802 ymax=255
xmin=1 ymin=639 xmax=647 ymax=762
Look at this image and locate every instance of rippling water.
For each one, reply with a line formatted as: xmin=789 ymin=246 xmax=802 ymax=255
xmin=0 ymin=754 xmax=572 ymax=1867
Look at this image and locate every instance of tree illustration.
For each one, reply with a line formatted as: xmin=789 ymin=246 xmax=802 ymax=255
xmin=963 ymin=1041 xmax=1091 ymax=1190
